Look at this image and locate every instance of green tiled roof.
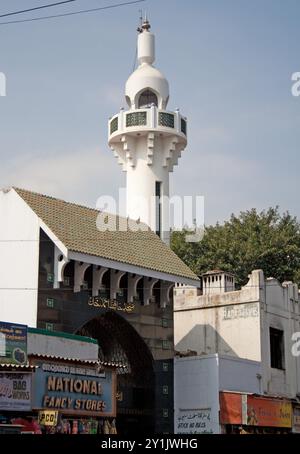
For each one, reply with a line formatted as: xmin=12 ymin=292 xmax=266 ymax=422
xmin=14 ymin=188 xmax=198 ymax=282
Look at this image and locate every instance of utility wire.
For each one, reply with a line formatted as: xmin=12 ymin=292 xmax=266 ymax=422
xmin=0 ymin=0 xmax=146 ymax=26
xmin=0 ymin=0 xmax=79 ymax=18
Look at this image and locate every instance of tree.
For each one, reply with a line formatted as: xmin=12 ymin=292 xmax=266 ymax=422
xmin=171 ymin=207 xmax=300 ymax=288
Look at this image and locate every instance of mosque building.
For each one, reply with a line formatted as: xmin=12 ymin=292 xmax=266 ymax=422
xmin=0 ymin=19 xmax=198 ymax=434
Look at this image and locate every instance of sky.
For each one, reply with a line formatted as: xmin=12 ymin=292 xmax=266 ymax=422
xmin=0 ymin=0 xmax=299 ymax=226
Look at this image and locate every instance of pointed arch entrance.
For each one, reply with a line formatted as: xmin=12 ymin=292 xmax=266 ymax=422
xmin=76 ymin=310 xmax=155 ymax=434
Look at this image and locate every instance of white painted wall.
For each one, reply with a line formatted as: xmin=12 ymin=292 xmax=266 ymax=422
xmin=174 ymin=354 xmax=261 ymax=434
xmin=28 ymin=331 xmax=99 ymax=360
xmin=174 ymin=355 xmax=220 ymax=434
xmin=174 ymin=269 xmax=300 ymax=400
xmin=174 ymin=271 xmax=262 ymax=360
xmin=218 ymin=356 xmax=262 ymax=393
xmin=0 ymin=188 xmax=40 ymax=327
xmin=126 ymin=134 xmax=170 ymax=236
xmin=260 ymin=278 xmax=300 ymax=397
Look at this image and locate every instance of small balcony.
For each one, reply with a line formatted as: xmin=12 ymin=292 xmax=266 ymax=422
xmin=108 ymin=106 xmax=187 ymax=142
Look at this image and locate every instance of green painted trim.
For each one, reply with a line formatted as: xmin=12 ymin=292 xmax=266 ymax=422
xmin=28 ymin=327 xmax=98 ymax=344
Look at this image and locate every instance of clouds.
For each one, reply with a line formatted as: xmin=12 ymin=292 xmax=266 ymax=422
xmin=0 ymin=147 xmax=124 ymax=209
xmin=0 ymin=0 xmax=299 ymax=226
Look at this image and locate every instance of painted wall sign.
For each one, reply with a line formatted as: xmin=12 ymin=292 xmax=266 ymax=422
xmin=32 ymin=361 xmax=116 ymax=417
xmin=0 ymin=321 xmax=27 ymax=365
xmin=176 ymin=409 xmax=213 ymax=434
xmin=0 ymin=372 xmax=32 ymax=411
xmin=223 ymin=303 xmax=259 ymax=320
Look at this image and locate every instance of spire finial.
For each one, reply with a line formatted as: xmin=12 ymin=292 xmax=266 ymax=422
xmin=137 ymin=10 xmax=150 ymax=33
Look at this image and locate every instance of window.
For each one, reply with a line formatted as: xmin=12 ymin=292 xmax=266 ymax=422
xmin=110 ymin=117 xmax=118 ymax=134
xmin=155 ymin=181 xmax=162 ymax=237
xmin=181 ymin=118 xmax=187 ymax=135
xmin=46 ymin=298 xmax=54 ymax=308
xmin=163 ymin=385 xmax=169 ymax=395
xmin=270 ymin=327 xmax=285 ymax=369
xmin=158 ymin=112 xmax=174 ymax=128
xmin=162 ymin=340 xmax=170 ymax=350
xmin=46 ymin=323 xmax=54 ymax=331
xmin=47 ymin=273 xmax=54 ymax=283
xmin=162 ymin=362 xmax=169 ymax=372
xmin=162 ymin=318 xmax=168 ymax=328
xmin=163 ymin=409 xmax=169 ymax=418
xmin=63 ymin=276 xmax=70 ymax=286
xmin=0 ymin=332 xmax=6 ymax=357
xmin=82 ymin=281 xmax=89 ymax=290
xmin=126 ymin=111 xmax=147 ymax=127
xmin=138 ymin=89 xmax=158 ymax=108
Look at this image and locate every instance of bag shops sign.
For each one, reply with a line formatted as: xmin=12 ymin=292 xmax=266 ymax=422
xmin=0 ymin=372 xmax=32 ymax=411
xmin=0 ymin=321 xmax=27 ymax=365
xmin=32 ymin=361 xmax=116 ymax=417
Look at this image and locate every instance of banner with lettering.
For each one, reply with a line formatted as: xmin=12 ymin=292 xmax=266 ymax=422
xmin=0 ymin=321 xmax=27 ymax=365
xmin=0 ymin=372 xmax=32 ymax=411
xmin=247 ymin=395 xmax=292 ymax=428
xmin=32 ymin=361 xmax=116 ymax=417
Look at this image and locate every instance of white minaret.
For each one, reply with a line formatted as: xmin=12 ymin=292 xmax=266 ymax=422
xmin=108 ymin=18 xmax=187 ymax=245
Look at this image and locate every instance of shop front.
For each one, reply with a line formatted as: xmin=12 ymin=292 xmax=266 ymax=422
xmin=220 ymin=392 xmax=292 ymax=434
xmin=30 ymin=356 xmax=117 ymax=434
xmin=0 ymin=366 xmax=37 ymax=433
xmin=0 ymin=321 xmax=37 ymax=433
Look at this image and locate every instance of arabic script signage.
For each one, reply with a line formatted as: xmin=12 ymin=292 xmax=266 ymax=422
xmin=88 ymin=296 xmax=135 ymax=313
xmin=176 ymin=409 xmax=213 ymax=434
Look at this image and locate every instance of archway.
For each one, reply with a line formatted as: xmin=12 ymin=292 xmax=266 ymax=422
xmin=76 ymin=311 xmax=155 ymax=434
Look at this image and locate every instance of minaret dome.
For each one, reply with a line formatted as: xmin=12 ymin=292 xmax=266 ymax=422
xmin=125 ymin=19 xmax=169 ymax=110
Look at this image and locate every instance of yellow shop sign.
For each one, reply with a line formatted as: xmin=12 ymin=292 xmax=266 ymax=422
xmin=38 ymin=410 xmax=58 ymax=426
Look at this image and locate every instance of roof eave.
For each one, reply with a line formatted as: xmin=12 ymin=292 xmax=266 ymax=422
xmin=69 ymin=250 xmax=200 ymax=286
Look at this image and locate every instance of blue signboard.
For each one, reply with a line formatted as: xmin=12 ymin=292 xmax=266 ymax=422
xmin=0 ymin=321 xmax=27 ymax=365
xmin=32 ymin=361 xmax=115 ymax=417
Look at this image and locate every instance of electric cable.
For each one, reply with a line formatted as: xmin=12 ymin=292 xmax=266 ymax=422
xmin=0 ymin=0 xmax=146 ymax=26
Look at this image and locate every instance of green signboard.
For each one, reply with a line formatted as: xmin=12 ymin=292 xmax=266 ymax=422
xmin=0 ymin=321 xmax=27 ymax=365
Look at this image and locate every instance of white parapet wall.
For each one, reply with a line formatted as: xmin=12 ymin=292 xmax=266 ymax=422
xmin=28 ymin=328 xmax=99 ymax=360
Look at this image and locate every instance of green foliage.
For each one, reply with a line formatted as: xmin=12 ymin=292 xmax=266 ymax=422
xmin=171 ymin=207 xmax=300 ymax=287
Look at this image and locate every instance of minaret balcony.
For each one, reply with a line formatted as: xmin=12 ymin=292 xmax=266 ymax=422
xmin=108 ymin=106 xmax=187 ymax=144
